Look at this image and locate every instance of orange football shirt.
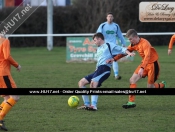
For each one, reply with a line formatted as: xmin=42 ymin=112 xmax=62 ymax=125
xmin=168 ymin=34 xmax=175 ymax=50
xmin=127 ymin=38 xmax=158 ymax=69
xmin=0 ymin=38 xmax=18 ymax=76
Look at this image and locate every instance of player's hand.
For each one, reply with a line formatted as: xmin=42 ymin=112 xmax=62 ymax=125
xmin=17 ymin=65 xmax=21 ymax=71
xmin=168 ymin=49 xmax=172 ymax=55
xmin=106 ymin=58 xmax=114 ymax=64
xmin=128 ymin=52 xmax=135 ymax=57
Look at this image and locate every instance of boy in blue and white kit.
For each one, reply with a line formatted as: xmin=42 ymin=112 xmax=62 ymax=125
xmin=97 ymin=12 xmax=126 ymax=80
xmin=77 ymin=32 xmax=135 ymax=111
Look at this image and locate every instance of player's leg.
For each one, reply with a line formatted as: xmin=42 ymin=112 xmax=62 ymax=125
xmin=78 ymin=77 xmax=89 ymax=88
xmin=147 ymin=61 xmax=166 ymax=88
xmin=0 ymin=95 xmax=20 ymax=120
xmin=0 ymin=95 xmax=19 ymax=131
xmin=0 ymin=78 xmax=6 ymax=113
xmin=0 ymin=75 xmax=18 ymax=131
xmin=153 ymin=61 xmax=166 ymax=88
xmin=0 ymin=75 xmax=17 ymax=112
xmin=0 ymin=101 xmax=5 ymax=113
xmin=154 ymin=80 xmax=166 ymax=88
xmin=113 ymin=61 xmax=121 ymax=80
xmin=123 ymin=66 xmax=142 ymax=109
xmin=0 ymin=95 xmax=9 ymax=131
xmin=0 ymin=77 xmax=8 ymax=131
xmin=87 ymin=65 xmax=111 ymax=111
xmin=77 ymin=74 xmax=93 ymax=109
xmin=0 ymin=96 xmax=10 ymax=113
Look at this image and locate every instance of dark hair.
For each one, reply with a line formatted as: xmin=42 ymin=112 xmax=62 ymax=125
xmin=93 ymin=32 xmax=104 ymax=40
xmin=107 ymin=12 xmax=113 ymax=16
xmin=126 ymin=29 xmax=138 ymax=38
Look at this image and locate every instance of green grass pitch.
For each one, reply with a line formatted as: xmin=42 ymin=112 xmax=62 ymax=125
xmin=0 ymin=46 xmax=175 ymax=132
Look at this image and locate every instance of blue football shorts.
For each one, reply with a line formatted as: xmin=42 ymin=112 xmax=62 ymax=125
xmin=85 ymin=65 xmax=111 ymax=87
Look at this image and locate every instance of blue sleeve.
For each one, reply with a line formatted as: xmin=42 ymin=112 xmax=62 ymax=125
xmin=96 ymin=24 xmax=103 ymax=33
xmin=111 ymin=44 xmax=127 ymax=55
xmin=116 ymin=24 xmax=126 ymax=46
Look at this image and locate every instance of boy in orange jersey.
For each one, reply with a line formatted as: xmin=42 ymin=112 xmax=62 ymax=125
xmin=107 ymin=29 xmax=166 ymax=109
xmin=168 ymin=34 xmax=175 ymax=55
xmin=0 ymin=22 xmax=21 ymax=131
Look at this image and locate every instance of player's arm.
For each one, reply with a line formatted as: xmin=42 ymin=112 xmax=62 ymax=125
xmin=140 ymin=42 xmax=151 ymax=69
xmin=168 ymin=34 xmax=175 ymax=55
xmin=113 ymin=44 xmax=134 ymax=61
xmin=8 ymin=56 xmax=21 ymax=71
xmin=3 ymin=39 xmax=21 ymax=70
xmin=116 ymin=24 xmax=126 ymax=47
xmin=106 ymin=45 xmax=135 ymax=63
xmin=96 ymin=24 xmax=103 ymax=33
xmin=106 ymin=49 xmax=134 ymax=63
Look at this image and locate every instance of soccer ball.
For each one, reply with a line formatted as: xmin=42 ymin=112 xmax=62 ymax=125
xmin=68 ymin=96 xmax=79 ymax=107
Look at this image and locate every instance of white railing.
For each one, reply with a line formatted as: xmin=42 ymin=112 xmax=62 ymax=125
xmin=6 ymin=32 xmax=175 ymax=37
xmin=6 ymin=32 xmax=174 ymax=51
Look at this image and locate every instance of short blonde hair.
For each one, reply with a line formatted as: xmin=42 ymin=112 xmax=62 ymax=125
xmin=126 ymin=29 xmax=138 ymax=38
